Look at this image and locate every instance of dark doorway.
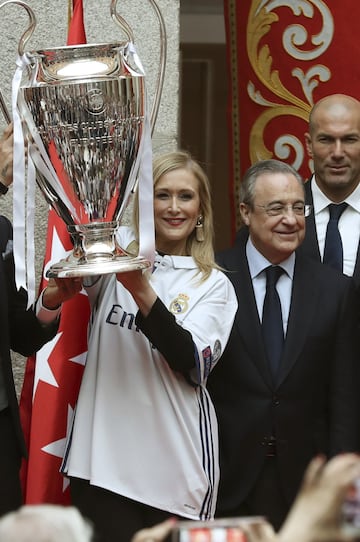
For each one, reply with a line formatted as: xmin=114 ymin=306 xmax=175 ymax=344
xmin=180 ymin=43 xmax=231 ymax=251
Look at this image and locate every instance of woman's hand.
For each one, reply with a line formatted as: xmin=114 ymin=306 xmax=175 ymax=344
xmin=116 ymin=270 xmax=157 ymax=317
xmin=42 ymin=277 xmax=83 ymax=310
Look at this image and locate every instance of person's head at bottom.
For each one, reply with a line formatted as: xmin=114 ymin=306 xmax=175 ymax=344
xmin=0 ymin=504 xmax=94 ymax=542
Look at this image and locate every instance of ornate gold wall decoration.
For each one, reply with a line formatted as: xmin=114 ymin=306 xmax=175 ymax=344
xmin=247 ymin=0 xmax=334 ymax=169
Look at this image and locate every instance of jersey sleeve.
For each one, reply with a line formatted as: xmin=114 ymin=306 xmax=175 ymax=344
xmin=182 ymin=270 xmax=238 ymax=385
xmin=135 ymin=297 xmax=196 ymax=373
xmin=137 ymin=270 xmax=237 ymax=385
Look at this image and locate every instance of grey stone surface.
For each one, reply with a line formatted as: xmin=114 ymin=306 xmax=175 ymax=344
xmin=0 ymin=0 xmax=179 ymax=395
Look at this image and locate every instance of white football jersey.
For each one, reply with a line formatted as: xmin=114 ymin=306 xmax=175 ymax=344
xmin=63 ymin=228 xmax=237 ymax=520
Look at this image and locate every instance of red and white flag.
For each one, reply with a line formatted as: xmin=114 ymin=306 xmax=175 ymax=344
xmin=19 ymin=0 xmax=89 ymax=505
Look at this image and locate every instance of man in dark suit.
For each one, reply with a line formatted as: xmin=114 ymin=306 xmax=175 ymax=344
xmin=300 ymin=94 xmax=360 ymax=283
xmin=0 ymin=123 xmax=82 ymax=515
xmin=207 ymin=159 xmax=359 ymax=531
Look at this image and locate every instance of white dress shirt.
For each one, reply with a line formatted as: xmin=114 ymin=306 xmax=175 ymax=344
xmin=246 ymin=238 xmax=295 ymax=335
xmin=311 ymin=175 xmax=360 ymax=276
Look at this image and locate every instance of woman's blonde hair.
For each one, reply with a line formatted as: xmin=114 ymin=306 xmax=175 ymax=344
xmin=133 ymin=150 xmax=217 ymax=281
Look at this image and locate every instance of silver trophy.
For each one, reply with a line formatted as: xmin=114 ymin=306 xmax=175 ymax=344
xmin=0 ymin=0 xmax=166 ymax=278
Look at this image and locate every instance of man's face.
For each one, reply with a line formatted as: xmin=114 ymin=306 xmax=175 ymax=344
xmin=240 ymin=172 xmax=306 ymax=264
xmin=305 ymin=102 xmax=360 ymax=201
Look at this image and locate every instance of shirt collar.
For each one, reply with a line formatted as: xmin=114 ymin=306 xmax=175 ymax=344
xmin=312 ymin=174 xmax=360 ymax=213
xmin=154 ymin=252 xmax=197 ymax=269
xmin=246 ymin=237 xmax=295 ymax=280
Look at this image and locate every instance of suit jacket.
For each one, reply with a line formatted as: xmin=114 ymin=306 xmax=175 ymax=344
xmin=0 ymin=216 xmax=58 ymax=457
xmin=299 ymin=178 xmax=360 ymax=287
xmin=207 ymin=228 xmax=360 ymax=515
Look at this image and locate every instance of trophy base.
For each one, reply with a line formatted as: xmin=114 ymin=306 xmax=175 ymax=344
xmin=46 ymin=254 xmax=151 ymax=279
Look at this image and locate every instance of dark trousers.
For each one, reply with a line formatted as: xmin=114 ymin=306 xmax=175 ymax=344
xmin=216 ymin=458 xmax=289 ymax=532
xmin=70 ymin=477 xmax=175 ymax=542
xmin=0 ymin=408 xmax=22 ymax=516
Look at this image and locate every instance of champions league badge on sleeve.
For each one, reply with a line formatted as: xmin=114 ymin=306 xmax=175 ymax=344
xmin=203 ymin=340 xmax=222 ymax=379
xmin=202 ymin=346 xmax=212 ymax=379
xmin=170 ymin=293 xmax=189 ymax=314
xmin=212 ymin=340 xmax=222 ymax=363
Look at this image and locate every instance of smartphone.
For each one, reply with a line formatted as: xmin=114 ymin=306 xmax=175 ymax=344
xmin=172 ymin=517 xmax=266 ymax=542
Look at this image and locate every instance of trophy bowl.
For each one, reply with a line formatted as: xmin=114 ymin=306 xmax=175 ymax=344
xmin=18 ymin=40 xmax=151 ymax=278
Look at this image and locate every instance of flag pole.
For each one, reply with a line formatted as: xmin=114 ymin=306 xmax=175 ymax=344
xmin=68 ymin=0 xmax=73 ymax=29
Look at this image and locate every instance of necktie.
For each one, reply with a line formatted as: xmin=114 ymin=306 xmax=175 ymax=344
xmin=262 ymin=266 xmax=284 ymax=379
xmin=323 ymin=203 xmax=348 ymax=271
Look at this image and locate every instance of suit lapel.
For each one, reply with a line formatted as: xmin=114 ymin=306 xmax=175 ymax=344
xmin=303 ymin=180 xmax=321 ymax=262
xmin=227 ymin=243 xmax=274 ymax=389
xmin=277 ymin=255 xmax=318 ymax=386
xmin=351 ymin=244 xmax=360 ymax=287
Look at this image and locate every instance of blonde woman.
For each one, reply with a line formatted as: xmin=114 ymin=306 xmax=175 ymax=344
xmin=63 ymin=151 xmax=238 ymax=541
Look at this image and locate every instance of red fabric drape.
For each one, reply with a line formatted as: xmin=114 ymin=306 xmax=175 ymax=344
xmin=225 ymin=0 xmax=360 ymax=235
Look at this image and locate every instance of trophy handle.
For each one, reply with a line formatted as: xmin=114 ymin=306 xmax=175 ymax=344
xmin=0 ymin=0 xmax=36 ymax=57
xmin=0 ymin=1 xmax=73 ymax=224
xmin=0 ymin=0 xmax=167 ymax=134
xmin=0 ymin=0 xmax=36 ymax=122
xmin=110 ymin=0 xmax=167 ymax=133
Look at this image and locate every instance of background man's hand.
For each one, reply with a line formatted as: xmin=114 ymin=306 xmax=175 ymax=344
xmin=0 ymin=123 xmax=13 ymax=188
xmin=42 ymin=277 xmax=83 ymax=310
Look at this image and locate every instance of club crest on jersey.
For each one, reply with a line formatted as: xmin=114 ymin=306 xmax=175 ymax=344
xmin=169 ymin=293 xmax=189 ymax=314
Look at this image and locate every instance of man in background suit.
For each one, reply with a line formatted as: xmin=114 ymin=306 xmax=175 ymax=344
xmin=0 ymin=123 xmax=82 ymax=515
xmin=207 ymin=159 xmax=359 ymax=530
xmin=300 ymin=94 xmax=360 ymax=282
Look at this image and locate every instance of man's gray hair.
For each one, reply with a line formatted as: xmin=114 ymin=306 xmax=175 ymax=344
xmin=240 ymin=159 xmax=304 ymax=207
xmin=0 ymin=505 xmax=93 ymax=542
